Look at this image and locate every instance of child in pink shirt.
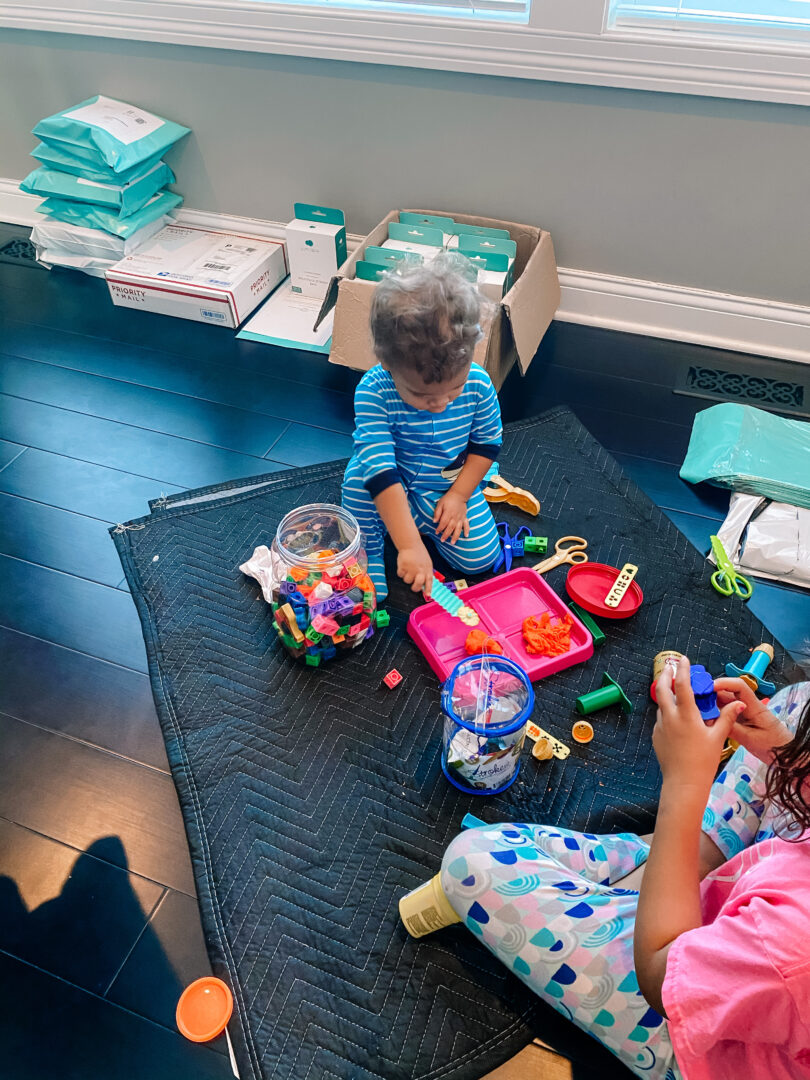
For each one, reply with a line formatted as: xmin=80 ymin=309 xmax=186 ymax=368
xmin=436 ymin=666 xmax=810 ymax=1079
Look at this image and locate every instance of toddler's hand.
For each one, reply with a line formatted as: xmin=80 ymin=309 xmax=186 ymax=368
xmin=433 ymin=491 xmax=470 ymax=545
xmin=398 ymin=543 xmax=434 ymax=596
xmin=714 ymin=676 xmax=792 ymax=762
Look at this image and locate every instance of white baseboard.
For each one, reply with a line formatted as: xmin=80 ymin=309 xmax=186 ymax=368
xmin=3 ymin=177 xmax=808 ymax=366
xmin=555 ymin=268 xmax=810 ymax=367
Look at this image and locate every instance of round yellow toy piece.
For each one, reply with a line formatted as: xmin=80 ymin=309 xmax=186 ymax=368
xmin=572 ymin=721 xmax=594 ymax=744
xmin=458 ymin=606 xmax=480 ymax=626
xmin=532 ymin=736 xmax=553 ymax=761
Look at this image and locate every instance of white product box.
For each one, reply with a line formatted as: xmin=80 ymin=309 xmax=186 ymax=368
xmin=105 ymin=224 xmax=288 ymax=328
xmin=381 ymin=239 xmax=443 ymax=261
xmin=285 ymin=203 xmax=347 ymax=299
xmin=382 ymin=221 xmax=443 ymax=262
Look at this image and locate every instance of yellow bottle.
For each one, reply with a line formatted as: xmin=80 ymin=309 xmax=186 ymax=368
xmin=399 ymin=874 xmax=461 ymax=938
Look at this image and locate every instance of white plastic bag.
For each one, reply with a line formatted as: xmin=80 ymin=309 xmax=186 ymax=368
xmin=714 ymin=493 xmax=810 ymax=590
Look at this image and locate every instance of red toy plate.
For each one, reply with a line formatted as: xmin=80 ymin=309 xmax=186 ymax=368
xmin=565 ymin=562 xmax=643 ymax=619
xmin=407 ymin=567 xmax=593 ymax=683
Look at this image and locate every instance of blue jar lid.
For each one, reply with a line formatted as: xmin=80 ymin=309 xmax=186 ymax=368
xmin=441 ymin=655 xmax=534 ymax=737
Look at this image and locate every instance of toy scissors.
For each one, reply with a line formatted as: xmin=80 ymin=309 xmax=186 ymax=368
xmin=709 ymin=534 xmax=753 ymax=600
xmin=532 ymin=536 xmax=588 ymax=575
xmin=493 ymin=522 xmax=531 ymax=573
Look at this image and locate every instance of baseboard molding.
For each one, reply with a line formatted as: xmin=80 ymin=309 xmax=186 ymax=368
xmin=555 ymin=268 xmax=810 ymax=367
xmin=3 ymin=178 xmax=808 ymax=366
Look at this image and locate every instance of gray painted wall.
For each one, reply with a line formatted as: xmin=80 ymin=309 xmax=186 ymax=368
xmin=2 ymin=28 xmax=808 ymax=305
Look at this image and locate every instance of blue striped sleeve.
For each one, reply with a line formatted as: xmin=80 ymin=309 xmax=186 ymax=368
xmin=467 ymin=370 xmax=503 ymax=460
xmin=352 ymin=378 xmax=402 ymax=496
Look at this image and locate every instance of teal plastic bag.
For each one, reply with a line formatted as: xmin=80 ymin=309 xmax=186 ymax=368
xmin=680 ymin=403 xmax=810 ymax=510
xmin=31 ymin=141 xmax=165 ymax=186
xmin=39 ymin=190 xmax=182 ymax=239
xmin=21 ymin=162 xmax=175 ymax=219
xmin=33 ymin=96 xmax=190 ymax=173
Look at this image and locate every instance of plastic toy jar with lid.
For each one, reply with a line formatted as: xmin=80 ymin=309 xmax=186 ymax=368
xmin=440 ymin=654 xmax=534 ymax=794
xmin=268 ymin=503 xmax=377 ymax=664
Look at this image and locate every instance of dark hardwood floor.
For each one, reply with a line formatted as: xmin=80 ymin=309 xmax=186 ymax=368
xmin=0 ymin=258 xmax=807 ymax=1079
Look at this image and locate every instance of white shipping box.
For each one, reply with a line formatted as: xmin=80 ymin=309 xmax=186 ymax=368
xmin=106 ymin=224 xmax=288 ymax=328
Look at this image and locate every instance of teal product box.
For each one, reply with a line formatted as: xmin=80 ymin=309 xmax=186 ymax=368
xmin=464 ymin=251 xmax=512 ymax=301
xmin=363 ymin=246 xmax=423 ymax=267
xmin=447 ymin=223 xmax=513 ymax=249
xmin=33 ymin=95 xmax=190 ymax=174
xmin=382 ymin=221 xmax=444 ymax=259
xmin=355 ymin=261 xmax=386 ymax=282
xmin=21 ymin=161 xmax=175 ymax=219
xmin=458 ymin=234 xmax=517 ymax=294
xmin=399 ymin=211 xmax=456 ymax=247
xmin=286 ymin=203 xmax=347 ymax=299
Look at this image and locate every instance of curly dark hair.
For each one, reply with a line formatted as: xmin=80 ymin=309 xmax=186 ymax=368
xmin=764 ymin=694 xmax=810 ymax=839
xmin=369 ymin=253 xmax=486 ymax=385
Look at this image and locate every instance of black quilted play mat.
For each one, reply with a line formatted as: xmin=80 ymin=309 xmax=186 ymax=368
xmin=112 ymin=407 xmax=805 ymax=1080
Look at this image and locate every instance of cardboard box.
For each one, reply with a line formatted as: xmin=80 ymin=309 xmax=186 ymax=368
xmin=105 ymin=224 xmax=288 ymax=328
xmin=317 ymin=209 xmax=560 ymax=390
xmin=286 ymin=203 xmax=347 ymax=299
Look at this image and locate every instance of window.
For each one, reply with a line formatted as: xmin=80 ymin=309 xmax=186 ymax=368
xmin=614 ymin=0 xmax=810 ymax=38
xmin=1 ymin=0 xmax=808 ymax=104
xmin=267 ymin=0 xmax=530 ymax=20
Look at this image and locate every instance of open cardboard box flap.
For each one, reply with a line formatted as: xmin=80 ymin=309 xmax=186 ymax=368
xmin=317 ymin=208 xmax=559 ymax=389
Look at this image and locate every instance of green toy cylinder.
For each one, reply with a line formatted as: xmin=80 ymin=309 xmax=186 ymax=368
xmin=576 ymin=685 xmax=622 ymax=715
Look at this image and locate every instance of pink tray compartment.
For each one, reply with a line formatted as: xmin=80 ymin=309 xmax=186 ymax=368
xmin=407 ymin=567 xmax=594 ymax=682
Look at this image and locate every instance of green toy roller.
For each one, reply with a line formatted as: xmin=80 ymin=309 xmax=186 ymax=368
xmin=576 ymin=673 xmax=633 ymax=716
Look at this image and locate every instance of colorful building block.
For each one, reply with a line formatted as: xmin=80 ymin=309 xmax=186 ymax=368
xmin=383 ymin=669 xmax=403 ymax=689
xmin=375 ymin=610 xmax=390 ymax=628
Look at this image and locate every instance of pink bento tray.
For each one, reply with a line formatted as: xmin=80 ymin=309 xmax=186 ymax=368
xmin=407 ymin=567 xmax=594 ymax=682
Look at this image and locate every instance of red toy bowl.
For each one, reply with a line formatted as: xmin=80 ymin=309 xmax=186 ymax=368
xmin=566 ymin=562 xmax=643 ymax=619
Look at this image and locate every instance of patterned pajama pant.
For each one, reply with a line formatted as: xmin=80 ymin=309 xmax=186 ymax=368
xmin=440 ymin=682 xmax=810 ymax=1080
xmin=342 ymin=460 xmax=501 ymax=602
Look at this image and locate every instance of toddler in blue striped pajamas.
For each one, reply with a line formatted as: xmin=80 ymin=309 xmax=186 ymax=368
xmin=342 ymin=255 xmax=503 ymax=602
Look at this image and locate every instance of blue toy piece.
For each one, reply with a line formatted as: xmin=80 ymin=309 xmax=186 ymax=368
xmin=690 ymin=664 xmax=720 ymax=721
xmin=725 ymin=643 xmax=776 ymax=697
xmin=461 ymin=813 xmax=488 ymax=829
xmin=493 ymin=522 xmax=531 ymax=573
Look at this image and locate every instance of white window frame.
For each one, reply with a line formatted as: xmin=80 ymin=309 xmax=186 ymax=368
xmin=1 ymin=0 xmax=808 ymax=105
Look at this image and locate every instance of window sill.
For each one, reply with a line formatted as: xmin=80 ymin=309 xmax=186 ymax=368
xmin=2 ymin=0 xmax=809 ymax=104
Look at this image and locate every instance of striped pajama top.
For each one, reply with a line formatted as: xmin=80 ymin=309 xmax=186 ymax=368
xmin=349 ymin=363 xmax=503 ymax=497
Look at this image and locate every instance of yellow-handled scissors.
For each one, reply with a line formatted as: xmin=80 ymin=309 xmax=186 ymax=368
xmin=533 ymin=536 xmax=589 ymax=574
xmin=710 ymin=535 xmax=753 ymax=600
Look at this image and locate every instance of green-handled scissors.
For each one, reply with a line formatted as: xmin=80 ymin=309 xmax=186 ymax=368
xmin=709 ymin=535 xmax=753 ymax=600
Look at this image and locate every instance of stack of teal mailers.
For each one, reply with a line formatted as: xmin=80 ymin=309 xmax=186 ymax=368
xmin=680 ymin=403 xmax=810 ymax=510
xmin=22 ymin=96 xmax=189 ymax=268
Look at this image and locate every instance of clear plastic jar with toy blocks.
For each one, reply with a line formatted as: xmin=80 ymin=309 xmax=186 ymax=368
xmin=440 ymin=654 xmax=534 ymax=795
xmin=268 ymin=504 xmax=377 ymax=665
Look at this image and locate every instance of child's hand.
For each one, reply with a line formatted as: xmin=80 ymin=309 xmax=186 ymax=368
xmin=714 ymin=676 xmax=792 ymax=762
xmin=433 ymin=491 xmax=470 ymax=545
xmin=653 ymin=658 xmax=743 ymax=798
xmin=398 ymin=543 xmax=434 ymax=596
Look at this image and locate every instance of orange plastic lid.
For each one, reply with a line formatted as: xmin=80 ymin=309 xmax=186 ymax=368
xmin=572 ymin=720 xmax=595 ymax=744
xmin=176 ymin=977 xmax=233 ymax=1042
